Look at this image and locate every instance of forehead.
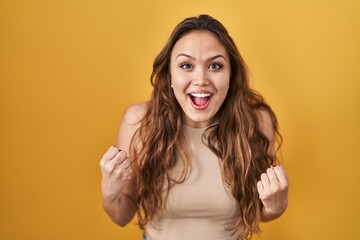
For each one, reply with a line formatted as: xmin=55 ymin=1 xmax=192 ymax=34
xmin=171 ymin=30 xmax=228 ymax=59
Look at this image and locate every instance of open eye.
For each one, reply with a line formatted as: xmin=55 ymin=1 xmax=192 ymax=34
xmin=179 ymin=62 xmax=193 ymax=70
xmin=209 ymin=63 xmax=223 ymax=70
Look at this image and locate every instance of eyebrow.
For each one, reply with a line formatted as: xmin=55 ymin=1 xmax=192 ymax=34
xmin=176 ymin=53 xmax=227 ymax=62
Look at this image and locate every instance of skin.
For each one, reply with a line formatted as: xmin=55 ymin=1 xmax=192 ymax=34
xmin=100 ymin=103 xmax=146 ymax=226
xmin=100 ymin=31 xmax=289 ymax=227
xmin=170 ymin=30 xmax=230 ymax=128
xmin=256 ymin=109 xmax=289 ymax=221
xmin=258 ymin=165 xmax=289 ymax=221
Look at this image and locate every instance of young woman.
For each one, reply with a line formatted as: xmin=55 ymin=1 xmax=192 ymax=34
xmin=100 ymin=14 xmax=289 ymax=240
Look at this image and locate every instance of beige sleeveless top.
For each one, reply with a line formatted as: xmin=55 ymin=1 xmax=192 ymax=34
xmin=145 ymin=124 xmax=240 ymax=240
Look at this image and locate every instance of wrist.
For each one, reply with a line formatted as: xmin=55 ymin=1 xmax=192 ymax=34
xmin=101 ymin=182 xmax=123 ymax=202
xmin=260 ymin=203 xmax=287 ymax=222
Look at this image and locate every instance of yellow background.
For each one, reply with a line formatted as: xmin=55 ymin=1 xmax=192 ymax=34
xmin=1 ymin=0 xmax=359 ymax=239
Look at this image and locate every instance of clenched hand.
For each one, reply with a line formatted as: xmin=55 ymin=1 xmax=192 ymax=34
xmin=100 ymin=146 xmax=132 ymax=201
xmin=257 ymin=165 xmax=289 ymax=221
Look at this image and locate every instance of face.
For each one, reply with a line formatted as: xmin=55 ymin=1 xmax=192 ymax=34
xmin=170 ymin=30 xmax=231 ymax=128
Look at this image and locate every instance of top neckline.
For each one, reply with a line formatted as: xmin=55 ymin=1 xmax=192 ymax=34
xmin=182 ymin=122 xmax=219 ymax=134
xmin=182 ymin=124 xmax=208 ymax=134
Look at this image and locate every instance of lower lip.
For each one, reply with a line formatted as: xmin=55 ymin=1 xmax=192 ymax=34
xmin=188 ymin=95 xmax=212 ymax=110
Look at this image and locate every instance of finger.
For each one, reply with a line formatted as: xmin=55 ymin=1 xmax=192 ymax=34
xmin=115 ymin=156 xmax=132 ymax=171
xmin=114 ymin=163 xmax=132 ymax=179
xmin=122 ymin=158 xmax=133 ymax=170
xmin=266 ymin=167 xmax=280 ymax=185
xmin=257 ymin=180 xmax=264 ymax=194
xmin=112 ymin=150 xmax=128 ymax=165
xmin=122 ymin=159 xmax=133 ymax=174
xmin=260 ymin=173 xmax=271 ymax=189
xmin=273 ymin=165 xmax=289 ymax=184
xmin=103 ymin=146 xmax=121 ymax=161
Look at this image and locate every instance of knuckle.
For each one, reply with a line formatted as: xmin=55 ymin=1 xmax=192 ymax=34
xmin=267 ymin=168 xmax=275 ymax=175
xmin=105 ymin=163 xmax=116 ymax=173
xmin=261 ymin=192 xmax=270 ymax=200
xmin=99 ymin=159 xmax=105 ymax=167
xmin=114 ymin=167 xmax=123 ymax=176
xmin=102 ymin=151 xmax=112 ymax=160
xmin=115 ymin=154 xmax=127 ymax=165
xmin=119 ymin=151 xmax=127 ymax=159
xmin=280 ymin=183 xmax=289 ymax=191
xmin=272 ymin=185 xmax=280 ymax=192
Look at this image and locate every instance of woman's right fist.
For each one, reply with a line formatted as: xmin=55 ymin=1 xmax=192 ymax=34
xmin=100 ymin=146 xmax=132 ymax=200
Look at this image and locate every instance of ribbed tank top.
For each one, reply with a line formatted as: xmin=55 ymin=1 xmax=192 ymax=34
xmin=144 ymin=124 xmax=240 ymax=240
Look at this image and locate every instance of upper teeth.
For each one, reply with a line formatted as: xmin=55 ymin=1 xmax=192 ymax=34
xmin=191 ymin=93 xmax=211 ymax=98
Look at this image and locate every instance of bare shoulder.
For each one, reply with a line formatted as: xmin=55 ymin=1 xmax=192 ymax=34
xmin=256 ymin=108 xmax=275 ymax=141
xmin=117 ymin=102 xmax=148 ymax=152
xmin=256 ymin=108 xmax=273 ymax=127
xmin=122 ymin=102 xmax=148 ymax=126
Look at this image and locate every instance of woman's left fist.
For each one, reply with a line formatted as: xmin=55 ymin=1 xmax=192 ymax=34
xmin=257 ymin=165 xmax=289 ymax=221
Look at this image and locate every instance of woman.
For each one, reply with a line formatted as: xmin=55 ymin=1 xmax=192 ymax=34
xmin=100 ymin=14 xmax=289 ymax=240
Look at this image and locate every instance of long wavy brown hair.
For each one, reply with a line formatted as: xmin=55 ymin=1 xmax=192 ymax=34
xmin=130 ymin=14 xmax=282 ymax=239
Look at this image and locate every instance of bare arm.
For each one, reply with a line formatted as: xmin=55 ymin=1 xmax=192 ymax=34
xmin=100 ymin=103 xmax=147 ymax=227
xmin=256 ymin=109 xmax=289 ymax=222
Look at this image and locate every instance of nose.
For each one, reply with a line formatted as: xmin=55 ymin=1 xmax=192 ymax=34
xmin=192 ymin=67 xmax=209 ymax=86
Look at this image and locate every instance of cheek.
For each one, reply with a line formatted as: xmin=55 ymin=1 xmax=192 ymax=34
xmin=215 ymin=76 xmax=230 ymax=93
xmin=171 ymin=73 xmax=189 ymax=92
xmin=214 ymin=78 xmax=230 ymax=104
xmin=171 ymin=78 xmax=188 ymax=102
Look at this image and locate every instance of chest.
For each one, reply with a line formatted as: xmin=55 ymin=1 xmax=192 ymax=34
xmin=163 ymin=132 xmax=239 ymax=219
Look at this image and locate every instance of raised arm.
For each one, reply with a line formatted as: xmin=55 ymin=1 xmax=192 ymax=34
xmin=256 ymin=109 xmax=289 ymax=222
xmin=100 ymin=103 xmax=147 ymax=226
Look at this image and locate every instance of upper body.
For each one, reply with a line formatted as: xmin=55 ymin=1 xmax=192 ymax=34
xmin=100 ymin=15 xmax=289 ymax=240
xmin=145 ymin=123 xmax=241 ymax=240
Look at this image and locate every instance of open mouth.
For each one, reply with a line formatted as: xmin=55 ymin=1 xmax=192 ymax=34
xmin=189 ymin=92 xmax=212 ymax=110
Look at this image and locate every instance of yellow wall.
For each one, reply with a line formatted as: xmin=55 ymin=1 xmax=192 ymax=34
xmin=1 ymin=0 xmax=359 ymax=239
